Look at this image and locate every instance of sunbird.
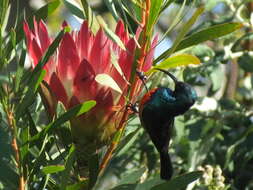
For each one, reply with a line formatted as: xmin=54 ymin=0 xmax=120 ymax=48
xmin=138 ymin=69 xmax=197 ymax=180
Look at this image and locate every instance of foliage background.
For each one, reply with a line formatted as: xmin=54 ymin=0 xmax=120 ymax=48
xmin=0 ymin=0 xmax=252 ymax=189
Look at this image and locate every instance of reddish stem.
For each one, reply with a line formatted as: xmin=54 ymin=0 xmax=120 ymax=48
xmin=99 ymin=0 xmax=152 ymax=173
xmin=6 ymin=109 xmax=25 ymax=190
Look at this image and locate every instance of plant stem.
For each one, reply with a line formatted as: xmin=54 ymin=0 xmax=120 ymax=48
xmin=225 ymin=59 xmax=238 ymax=99
xmin=99 ymin=110 xmax=129 ymax=172
xmin=5 ymin=108 xmax=25 ymax=190
xmin=99 ymin=0 xmax=151 ymax=173
xmin=226 ymin=1 xmax=253 ymax=99
xmin=2 ymin=83 xmax=24 ymax=190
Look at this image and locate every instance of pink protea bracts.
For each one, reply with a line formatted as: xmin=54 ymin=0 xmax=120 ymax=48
xmin=23 ymin=18 xmax=157 ymax=145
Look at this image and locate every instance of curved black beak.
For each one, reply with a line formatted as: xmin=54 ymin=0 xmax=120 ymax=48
xmin=155 ymin=68 xmax=178 ymax=84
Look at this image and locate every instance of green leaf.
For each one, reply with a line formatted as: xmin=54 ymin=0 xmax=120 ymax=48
xmin=60 ymin=144 xmax=76 ymax=189
xmin=121 ymin=0 xmax=142 ymax=24
xmin=104 ymin=0 xmax=120 ymax=21
xmin=10 ymin=28 xmax=16 ymax=48
xmin=147 ymin=54 xmax=200 ymax=75
xmin=160 ymin=0 xmax=176 ymax=12
xmin=224 ymin=126 xmax=253 ymax=169
xmin=28 ymin=135 xmax=50 ymax=181
xmin=63 ymin=0 xmax=85 ymax=19
xmin=0 ymin=161 xmax=19 ymax=189
xmin=34 ymin=0 xmax=60 ymax=19
xmin=151 ymin=171 xmax=202 ymax=190
xmin=51 ymin=100 xmax=96 ymax=127
xmin=175 ymin=22 xmax=243 ymax=52
xmin=0 ymin=126 xmax=19 ymax=189
xmin=114 ymin=127 xmax=141 ymax=157
xmin=238 ymin=53 xmax=253 ymax=72
xmin=110 ymin=184 xmax=137 ymax=190
xmin=26 ymin=110 xmax=39 ymax=137
xmin=66 ymin=180 xmax=88 ymax=190
xmin=136 ymin=176 xmax=163 ymax=190
xmin=161 ymin=0 xmax=187 ymax=37
xmin=80 ymin=0 xmax=92 ymax=26
xmin=210 ymin=64 xmax=224 ymax=91
xmin=20 ymin=126 xmax=29 ymax=160
xmin=155 ymin=7 xmax=204 ymax=63
xmin=42 ymin=165 xmax=65 ymax=174
xmin=0 ymin=0 xmax=9 ymax=29
xmin=190 ymin=122 xmax=222 ymax=168
xmin=147 ymin=0 xmax=163 ymax=34
xmin=117 ymin=167 xmax=146 ymax=185
xmin=14 ymin=47 xmax=26 ymax=92
xmin=0 ymin=125 xmax=12 ymax=160
xmin=16 ymin=69 xmax=46 ymax=118
xmin=37 ymin=175 xmax=50 ymax=190
xmin=28 ymin=100 xmax=96 ymax=145
xmin=95 ymin=74 xmax=122 ymax=94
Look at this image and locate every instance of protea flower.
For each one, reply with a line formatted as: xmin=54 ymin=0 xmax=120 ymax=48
xmin=23 ymin=18 xmax=157 ymax=175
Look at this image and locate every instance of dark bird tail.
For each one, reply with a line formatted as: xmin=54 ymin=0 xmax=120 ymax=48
xmin=160 ymin=152 xmax=173 ymax=180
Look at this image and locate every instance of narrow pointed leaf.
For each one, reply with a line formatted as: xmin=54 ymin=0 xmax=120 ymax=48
xmin=161 ymin=0 xmax=176 ymax=12
xmin=160 ymin=0 xmax=187 ymax=41
xmin=0 ymin=161 xmax=19 ymax=189
xmin=63 ymin=0 xmax=85 ymax=19
xmin=47 ymin=100 xmax=96 ymax=131
xmin=155 ymin=7 xmax=204 ymax=63
xmin=104 ymin=0 xmax=120 ymax=21
xmin=80 ymin=0 xmax=95 ymax=29
xmin=28 ymin=134 xmax=50 ymax=179
xmin=20 ymin=126 xmax=29 ymax=160
xmin=10 ymin=28 xmax=16 ymax=48
xmin=14 ymin=47 xmax=26 ymax=92
xmin=42 ymin=165 xmax=65 ymax=174
xmin=147 ymin=0 xmax=163 ymax=34
xmin=147 ymin=54 xmax=200 ymax=75
xmin=16 ymin=69 xmax=46 ymax=118
xmin=28 ymin=100 xmax=96 ymax=145
xmin=115 ymin=127 xmax=141 ymax=156
xmin=37 ymin=175 xmax=50 ymax=190
xmin=151 ymin=171 xmax=202 ymax=190
xmin=60 ymin=145 xmax=76 ymax=189
xmin=135 ymin=177 xmax=163 ymax=190
xmin=117 ymin=167 xmax=146 ymax=185
xmin=0 ymin=0 xmax=9 ymax=29
xmin=66 ymin=180 xmax=88 ymax=190
xmin=34 ymin=0 xmax=60 ymax=19
xmin=121 ymin=0 xmax=142 ymax=24
xmin=175 ymin=22 xmax=243 ymax=52
xmin=95 ymin=74 xmax=122 ymax=94
xmin=110 ymin=184 xmax=137 ymax=190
